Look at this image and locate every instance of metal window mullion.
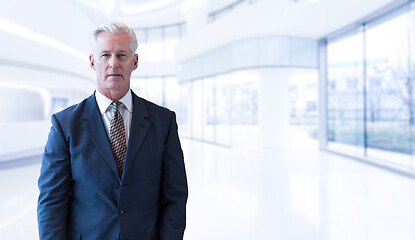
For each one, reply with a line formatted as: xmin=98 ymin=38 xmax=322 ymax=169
xmin=362 ymin=24 xmax=368 ymax=156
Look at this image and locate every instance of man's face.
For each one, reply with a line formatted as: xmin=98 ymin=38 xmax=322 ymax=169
xmin=89 ymin=32 xmax=138 ymax=98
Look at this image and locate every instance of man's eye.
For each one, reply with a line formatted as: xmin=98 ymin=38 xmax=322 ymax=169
xmin=101 ymin=54 xmax=109 ymax=57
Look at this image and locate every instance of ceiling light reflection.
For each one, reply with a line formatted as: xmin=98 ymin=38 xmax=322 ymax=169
xmin=0 ymin=17 xmax=89 ymax=62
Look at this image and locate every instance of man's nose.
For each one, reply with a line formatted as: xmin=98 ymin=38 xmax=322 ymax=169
xmin=109 ymin=55 xmax=119 ymax=67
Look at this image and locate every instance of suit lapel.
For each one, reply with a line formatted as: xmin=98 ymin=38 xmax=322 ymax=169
xmin=81 ymin=93 xmax=120 ymax=178
xmin=123 ymin=92 xmax=150 ymax=177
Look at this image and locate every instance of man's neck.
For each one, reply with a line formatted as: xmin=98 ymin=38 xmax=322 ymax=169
xmin=98 ymin=89 xmax=129 ymax=101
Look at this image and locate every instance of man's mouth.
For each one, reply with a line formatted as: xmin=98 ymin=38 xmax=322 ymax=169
xmin=108 ymin=74 xmax=122 ymax=77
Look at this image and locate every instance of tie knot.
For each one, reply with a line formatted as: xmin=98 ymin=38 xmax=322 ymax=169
xmin=112 ymin=101 xmax=121 ymax=111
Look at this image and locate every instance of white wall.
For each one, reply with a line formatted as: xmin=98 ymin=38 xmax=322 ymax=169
xmin=179 ymin=35 xmax=318 ymax=82
xmin=259 ymin=68 xmax=292 ymax=149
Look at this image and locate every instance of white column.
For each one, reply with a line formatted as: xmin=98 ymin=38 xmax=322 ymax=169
xmin=258 ymin=68 xmax=292 ymax=149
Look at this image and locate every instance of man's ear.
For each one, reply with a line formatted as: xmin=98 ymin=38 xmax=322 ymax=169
xmin=89 ymin=54 xmax=96 ymax=70
xmin=133 ymin=54 xmax=138 ymax=70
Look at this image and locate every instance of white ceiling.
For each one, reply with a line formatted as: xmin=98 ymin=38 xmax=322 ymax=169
xmin=0 ymin=0 xmax=405 ymax=90
xmin=176 ymin=0 xmax=400 ymax=60
xmin=244 ymin=0 xmax=398 ymax=38
xmin=65 ymin=0 xmax=262 ymax=27
xmin=66 ymin=0 xmax=402 ymax=35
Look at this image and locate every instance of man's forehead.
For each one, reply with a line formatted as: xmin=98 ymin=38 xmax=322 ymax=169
xmin=96 ymin=33 xmax=130 ymax=44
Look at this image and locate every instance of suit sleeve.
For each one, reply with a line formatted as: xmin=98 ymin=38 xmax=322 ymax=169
xmin=159 ymin=112 xmax=188 ymax=240
xmin=37 ymin=114 xmax=71 ymax=240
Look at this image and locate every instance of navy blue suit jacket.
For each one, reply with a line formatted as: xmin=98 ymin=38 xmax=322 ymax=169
xmin=37 ymin=91 xmax=188 ymax=240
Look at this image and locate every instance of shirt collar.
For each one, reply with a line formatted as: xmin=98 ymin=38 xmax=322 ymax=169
xmin=95 ymin=89 xmax=133 ymax=115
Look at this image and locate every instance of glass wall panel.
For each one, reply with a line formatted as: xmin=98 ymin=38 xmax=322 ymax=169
xmin=164 ymin=77 xmax=180 ymax=112
xmin=191 ymin=80 xmax=203 ymax=139
xmin=131 ymin=78 xmax=148 ymax=99
xmin=164 ymin=25 xmax=180 ymax=61
xmin=164 ymin=77 xmax=189 ymax=137
xmin=326 ymin=32 xmax=364 ymax=156
xmin=147 ymin=28 xmax=163 ymax=62
xmin=203 ymin=77 xmax=216 ymax=142
xmin=289 ymin=69 xmax=319 ymax=143
xmin=216 ymin=74 xmax=232 ymax=146
xmin=366 ymin=13 xmax=411 ymax=167
xmin=146 ymin=77 xmax=164 ymax=106
xmin=51 ymin=97 xmax=68 ymax=114
xmin=230 ymin=71 xmax=259 ymax=146
xmin=410 ymin=3 xmax=415 ymax=169
xmin=135 ymin=29 xmax=148 ymax=63
xmin=135 ymin=24 xmax=182 ymax=63
xmin=131 ymin=77 xmax=189 ymax=136
xmin=324 ymin=2 xmax=415 ymax=173
xmin=177 ymin=82 xmax=190 ymax=136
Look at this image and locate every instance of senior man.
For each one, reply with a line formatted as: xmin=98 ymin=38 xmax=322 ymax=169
xmin=37 ymin=22 xmax=188 ymax=240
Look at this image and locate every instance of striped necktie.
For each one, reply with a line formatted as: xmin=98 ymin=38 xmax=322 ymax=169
xmin=110 ymin=101 xmax=127 ymax=178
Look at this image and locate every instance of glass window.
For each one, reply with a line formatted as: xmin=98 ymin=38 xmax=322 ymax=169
xmin=230 ymin=71 xmax=259 ymax=145
xmin=365 ymin=12 xmax=411 ymax=166
xmin=134 ymin=24 xmax=183 ymax=63
xmin=164 ymin=25 xmax=180 ymax=61
xmin=146 ymin=77 xmax=164 ymax=106
xmin=51 ymin=97 xmax=68 ymax=114
xmin=191 ymin=80 xmax=203 ymax=139
xmin=177 ymin=81 xmax=190 ymax=136
xmin=324 ymin=3 xmax=415 ymax=173
xmin=410 ymin=3 xmax=415 ymax=169
xmin=326 ymin=31 xmax=365 ymax=156
xmin=135 ymin=29 xmax=148 ymax=63
xmin=216 ymin=74 xmax=232 ymax=146
xmin=147 ymin=28 xmax=163 ymax=62
xmin=203 ymin=77 xmax=216 ymax=142
xmin=164 ymin=77 xmax=180 ymax=111
xmin=289 ymin=69 xmax=319 ymax=141
xmin=130 ymin=78 xmax=148 ymax=99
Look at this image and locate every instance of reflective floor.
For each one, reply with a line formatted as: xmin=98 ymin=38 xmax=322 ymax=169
xmin=1 ymin=138 xmax=415 ymax=239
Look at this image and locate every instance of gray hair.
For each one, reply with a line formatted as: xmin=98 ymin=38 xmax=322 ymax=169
xmin=90 ymin=22 xmax=138 ymax=54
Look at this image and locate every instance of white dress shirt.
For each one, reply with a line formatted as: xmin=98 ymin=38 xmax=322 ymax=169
xmin=95 ymin=90 xmax=133 ymax=145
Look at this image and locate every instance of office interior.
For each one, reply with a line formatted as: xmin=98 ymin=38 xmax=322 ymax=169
xmin=1 ymin=0 xmax=415 ymax=239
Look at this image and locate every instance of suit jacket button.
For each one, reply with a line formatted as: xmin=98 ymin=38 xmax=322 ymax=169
xmin=116 ymin=184 xmax=120 ymax=189
xmin=119 ymin=210 xmax=125 ymax=216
